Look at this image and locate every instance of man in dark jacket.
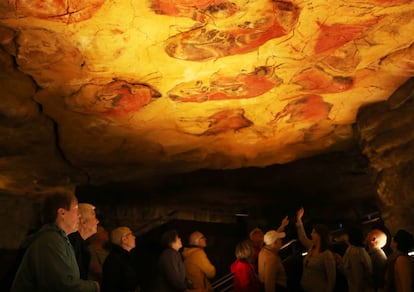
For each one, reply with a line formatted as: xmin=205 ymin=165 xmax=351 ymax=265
xmin=11 ymin=191 xmax=99 ymax=292
xmin=101 ymin=226 xmax=139 ymax=292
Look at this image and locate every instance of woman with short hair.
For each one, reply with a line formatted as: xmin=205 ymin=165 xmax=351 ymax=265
xmin=231 ymin=240 xmax=260 ymax=292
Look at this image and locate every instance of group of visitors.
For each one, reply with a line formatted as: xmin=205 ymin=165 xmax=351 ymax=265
xmin=6 ymin=190 xmax=414 ymax=292
xmin=230 ymin=207 xmax=414 ymax=292
xmin=8 ymin=191 xmax=217 ymax=292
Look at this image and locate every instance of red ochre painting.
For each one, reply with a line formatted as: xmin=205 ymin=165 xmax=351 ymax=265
xmin=168 ymin=66 xmax=282 ymax=102
xmin=1 ymin=0 xmax=413 ymax=164
xmin=164 ymin=1 xmax=300 ymax=61
xmin=272 ymin=95 xmax=333 ymax=124
xmin=202 ymin=109 xmax=253 ymax=136
xmin=66 ymin=81 xmax=161 ymax=117
xmin=14 ymin=0 xmax=105 ymax=23
xmin=292 ymin=68 xmax=354 ymax=94
xmin=150 ymin=0 xmax=238 ymax=22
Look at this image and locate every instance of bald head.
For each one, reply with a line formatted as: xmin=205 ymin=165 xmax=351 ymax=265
xmin=367 ymin=229 xmax=387 ymax=249
xmin=189 ymin=231 xmax=207 ymax=247
xmin=111 ymin=226 xmax=136 ymax=251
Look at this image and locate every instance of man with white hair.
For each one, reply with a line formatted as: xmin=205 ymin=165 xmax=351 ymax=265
xmin=101 ymin=226 xmax=139 ymax=292
xmin=69 ymin=203 xmax=99 ymax=280
xmin=182 ymin=231 xmax=216 ymax=291
xmin=258 ymin=230 xmax=288 ymax=292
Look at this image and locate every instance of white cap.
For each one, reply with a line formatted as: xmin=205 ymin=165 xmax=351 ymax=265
xmin=264 ymin=230 xmax=286 ymax=245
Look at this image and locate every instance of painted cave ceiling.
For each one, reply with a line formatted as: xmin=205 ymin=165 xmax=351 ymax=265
xmin=0 ymin=0 xmax=414 ymax=200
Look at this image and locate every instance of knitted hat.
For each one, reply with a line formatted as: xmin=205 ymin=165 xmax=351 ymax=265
xmin=264 ymin=230 xmax=286 ymax=245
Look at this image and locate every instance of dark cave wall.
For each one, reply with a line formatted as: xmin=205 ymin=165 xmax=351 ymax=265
xmin=357 ymin=77 xmax=414 ymax=235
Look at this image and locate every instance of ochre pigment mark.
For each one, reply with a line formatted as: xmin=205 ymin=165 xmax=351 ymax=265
xmin=165 ymin=1 xmax=299 ymax=61
xmin=90 ymin=81 xmax=161 ymax=116
xmin=202 ymin=108 xmax=253 ymax=135
xmin=272 ymin=95 xmax=332 ymax=124
xmin=15 ymin=0 xmax=105 ymax=23
xmin=150 ymin=0 xmax=238 ymax=22
xmin=314 ymin=19 xmax=379 ymax=54
xmin=169 ymin=66 xmax=282 ymax=102
xmin=365 ymin=0 xmax=411 ymax=4
xmin=292 ymin=68 xmax=353 ymax=94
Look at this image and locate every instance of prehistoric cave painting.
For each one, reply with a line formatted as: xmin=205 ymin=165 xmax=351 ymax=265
xmin=14 ymin=0 xmax=105 ymax=23
xmin=15 ymin=28 xmax=85 ymax=88
xmin=201 ymin=108 xmax=253 ymax=136
xmin=165 ymin=1 xmax=300 ymax=61
xmin=302 ymin=122 xmax=337 ymax=143
xmin=320 ymin=43 xmax=361 ymax=73
xmin=66 ymin=80 xmax=161 ymax=117
xmin=168 ymin=66 xmax=282 ymax=102
xmin=291 ymin=68 xmax=353 ymax=94
xmin=365 ymin=0 xmax=411 ymax=5
xmin=314 ymin=19 xmax=379 ymax=55
xmin=271 ymin=95 xmax=332 ymax=124
xmin=149 ymin=0 xmax=238 ymax=22
xmin=177 ymin=108 xmax=253 ymax=135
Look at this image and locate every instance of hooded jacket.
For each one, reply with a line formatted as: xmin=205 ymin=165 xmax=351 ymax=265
xmin=182 ymin=246 xmax=216 ymax=291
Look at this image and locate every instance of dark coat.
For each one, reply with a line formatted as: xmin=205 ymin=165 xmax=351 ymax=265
xmin=69 ymin=231 xmax=91 ymax=280
xmin=153 ymin=248 xmax=190 ymax=292
xmin=101 ymin=245 xmax=139 ymax=292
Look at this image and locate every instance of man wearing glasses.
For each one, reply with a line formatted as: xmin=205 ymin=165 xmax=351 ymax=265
xmin=182 ymin=231 xmax=216 ymax=292
xmin=101 ymin=226 xmax=139 ymax=292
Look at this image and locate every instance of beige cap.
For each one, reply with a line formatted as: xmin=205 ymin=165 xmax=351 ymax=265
xmin=264 ymin=230 xmax=286 ymax=245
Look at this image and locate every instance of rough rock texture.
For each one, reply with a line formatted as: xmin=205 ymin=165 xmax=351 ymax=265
xmin=357 ymin=78 xmax=414 ymax=234
xmin=1 ymin=0 xmax=414 ymax=192
xmin=0 ymin=0 xmax=414 ymax=247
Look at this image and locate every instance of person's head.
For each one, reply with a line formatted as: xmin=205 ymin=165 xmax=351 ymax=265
xmin=78 ymin=203 xmax=99 ymax=239
xmin=161 ymin=229 xmax=182 ymax=251
xmin=311 ymin=224 xmax=330 ymax=252
xmin=189 ymin=231 xmax=207 ymax=248
xmin=345 ymin=224 xmax=365 ymax=247
xmin=263 ymin=230 xmax=286 ymax=250
xmin=43 ymin=191 xmax=80 ymax=235
xmin=235 ymin=240 xmax=254 ymax=262
xmin=391 ymin=229 xmax=414 ymax=254
xmin=249 ymin=227 xmax=264 ymax=247
xmin=366 ymin=229 xmax=387 ymax=250
xmin=110 ymin=226 xmax=136 ymax=252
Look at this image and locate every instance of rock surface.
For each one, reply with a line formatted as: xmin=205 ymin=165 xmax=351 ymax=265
xmin=0 ymin=0 xmax=413 ymax=247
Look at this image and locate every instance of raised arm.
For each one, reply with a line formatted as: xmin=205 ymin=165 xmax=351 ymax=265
xmin=295 ymin=207 xmax=313 ymax=249
xmin=276 ymin=215 xmax=289 ymax=233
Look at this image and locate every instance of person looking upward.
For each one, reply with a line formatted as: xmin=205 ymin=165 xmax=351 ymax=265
xmin=182 ymin=231 xmax=216 ymax=292
xmin=11 ymin=191 xmax=99 ymax=292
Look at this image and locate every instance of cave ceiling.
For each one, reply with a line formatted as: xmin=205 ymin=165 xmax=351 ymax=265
xmin=0 ymin=0 xmax=414 ymax=212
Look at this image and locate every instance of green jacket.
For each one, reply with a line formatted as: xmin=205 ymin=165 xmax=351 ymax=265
xmin=11 ymin=223 xmax=98 ymax=292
